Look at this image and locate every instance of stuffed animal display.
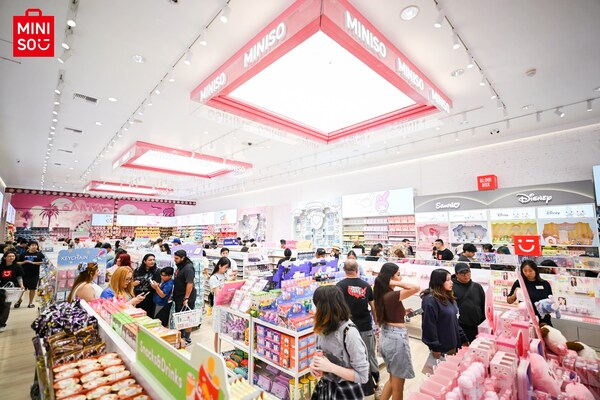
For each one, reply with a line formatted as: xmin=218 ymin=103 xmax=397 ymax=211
xmin=535 ymin=295 xmax=561 ymax=319
xmin=566 ymin=341 xmax=600 ymax=360
xmin=529 ymin=353 xmax=561 ymax=397
xmin=540 ymin=324 xmax=568 ymax=356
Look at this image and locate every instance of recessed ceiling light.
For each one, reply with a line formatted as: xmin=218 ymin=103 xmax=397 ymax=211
xmin=67 ymin=19 xmax=76 ymax=28
xmin=74 ymin=160 xmax=79 ymax=163
xmin=451 ymin=68 xmax=464 ymax=77
xmin=108 ymin=97 xmax=118 ymax=102
xmin=400 ymin=5 xmax=419 ymax=21
xmin=50 ymin=126 xmax=56 ymax=130
xmin=96 ymin=121 xmax=102 ymax=126
xmin=594 ymin=86 xmax=600 ymax=92
xmin=50 ymin=131 xmax=55 ymax=135
xmin=52 ymin=110 xmax=59 ymax=115
xmin=52 ymin=118 xmax=58 ymax=122
xmin=203 ymin=130 xmax=209 ymax=135
xmin=132 ymin=55 xmax=146 ymax=64
xmin=522 ymin=104 xmax=534 ymax=110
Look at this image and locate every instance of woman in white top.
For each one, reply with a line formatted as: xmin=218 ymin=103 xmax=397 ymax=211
xmin=68 ymin=262 xmax=104 ymax=302
xmin=209 ymin=257 xmax=231 ymax=351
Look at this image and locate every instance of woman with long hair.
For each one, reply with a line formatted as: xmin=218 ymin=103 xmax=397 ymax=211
xmin=67 ymin=263 xmax=103 ymax=302
xmin=100 ymin=266 xmax=145 ymax=305
xmin=117 ymin=253 xmax=132 ymax=269
xmin=374 ymin=263 xmax=420 ymax=400
xmin=209 ymin=257 xmax=231 ymax=351
xmin=133 ymin=254 xmax=160 ymax=315
xmin=507 ymin=260 xmax=554 ymax=325
xmin=173 ymin=249 xmax=198 ymax=347
xmin=161 ymin=243 xmax=172 ymax=255
xmin=310 ymin=285 xmax=369 ymax=399
xmin=421 ymin=269 xmax=467 ymax=366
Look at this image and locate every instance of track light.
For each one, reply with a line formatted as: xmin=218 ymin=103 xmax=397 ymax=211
xmin=554 ymin=107 xmax=565 ymax=118
xmin=52 ymin=106 xmax=60 ymax=115
xmin=479 ymin=76 xmax=486 ymax=87
xmin=183 ymin=50 xmax=193 ymax=65
xmin=536 ymin=112 xmax=541 ymax=122
xmin=496 ymin=99 xmax=503 ymax=109
xmin=433 ymin=7 xmax=445 ymax=28
xmin=154 ymin=83 xmax=163 ymax=95
xmin=137 ymin=106 xmax=145 ymax=116
xmin=55 ymin=81 xmax=64 ymax=95
xmin=466 ymin=54 xmax=474 ymax=69
xmin=454 ymin=132 xmax=459 ymax=141
xmin=505 ymin=119 xmax=510 ymax=129
xmin=452 ymin=32 xmax=460 ymax=50
xmin=220 ymin=6 xmax=230 ymax=23
xmin=67 ymin=18 xmax=76 ymax=27
xmin=58 ymin=49 xmax=71 ymax=64
xmin=587 ymin=99 xmax=593 ymax=112
xmin=167 ymin=71 xmax=175 ymax=82
xmin=459 ymin=112 xmax=468 ymax=125
xmin=502 ymin=106 xmax=508 ymax=118
xmin=489 ymin=87 xmax=497 ymax=100
xmin=199 ymin=28 xmax=208 ymax=46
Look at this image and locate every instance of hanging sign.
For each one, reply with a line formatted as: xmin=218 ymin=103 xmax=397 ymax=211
xmin=513 ymin=235 xmax=542 ymax=257
xmin=477 ymin=175 xmax=498 ymax=191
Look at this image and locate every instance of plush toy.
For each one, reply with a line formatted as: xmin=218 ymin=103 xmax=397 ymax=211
xmin=529 ymin=353 xmax=561 ymax=397
xmin=540 ymin=324 xmax=568 ymax=356
xmin=565 ymin=382 xmax=595 ymax=400
xmin=535 ymin=295 xmax=561 ymax=319
xmin=566 ymin=341 xmax=600 ymax=360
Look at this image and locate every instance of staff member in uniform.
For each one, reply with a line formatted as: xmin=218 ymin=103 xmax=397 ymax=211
xmin=507 ymin=260 xmax=554 ymax=325
xmin=173 ymin=249 xmax=197 ymax=347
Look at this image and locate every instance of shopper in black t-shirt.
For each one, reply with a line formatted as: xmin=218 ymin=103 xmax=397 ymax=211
xmin=173 ymin=249 xmax=197 ymax=346
xmin=452 ymin=263 xmax=485 ymax=342
xmin=336 ymin=259 xmax=377 ymax=396
xmin=0 ymin=251 xmax=24 ymax=332
xmin=507 ymin=260 xmax=554 ymax=325
xmin=457 ymin=243 xmax=481 ymax=269
xmin=16 ymin=241 xmax=45 ymax=308
xmin=434 ymin=239 xmax=454 ymax=261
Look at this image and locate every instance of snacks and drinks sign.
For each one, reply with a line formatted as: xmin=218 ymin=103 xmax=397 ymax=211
xmin=13 ymin=9 xmax=54 ymax=57
xmin=137 ymin=326 xmax=197 ymax=399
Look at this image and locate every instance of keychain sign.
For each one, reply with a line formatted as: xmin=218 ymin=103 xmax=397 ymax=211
xmin=13 ymin=9 xmax=54 ymax=57
xmin=513 ymin=235 xmax=542 ymax=257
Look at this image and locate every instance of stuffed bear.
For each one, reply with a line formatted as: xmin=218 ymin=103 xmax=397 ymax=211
xmin=535 ymin=295 xmax=561 ymax=319
xmin=565 ymin=382 xmax=595 ymax=400
xmin=540 ymin=324 xmax=568 ymax=356
xmin=566 ymin=341 xmax=600 ymax=360
xmin=529 ymin=353 xmax=561 ymax=397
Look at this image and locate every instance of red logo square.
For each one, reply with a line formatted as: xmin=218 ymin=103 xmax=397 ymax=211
xmin=13 ymin=9 xmax=54 ymax=57
xmin=513 ymin=235 xmax=542 ymax=257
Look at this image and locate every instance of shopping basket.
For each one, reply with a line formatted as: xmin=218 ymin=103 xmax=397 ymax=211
xmin=171 ymin=305 xmax=202 ymax=330
xmin=2 ymin=283 xmax=25 ymax=303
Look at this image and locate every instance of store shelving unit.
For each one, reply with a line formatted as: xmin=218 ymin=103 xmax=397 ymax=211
xmin=216 ymin=307 xmax=315 ymax=400
xmin=343 ymin=215 xmax=416 ymax=248
xmin=134 ymin=226 xmax=160 ymax=239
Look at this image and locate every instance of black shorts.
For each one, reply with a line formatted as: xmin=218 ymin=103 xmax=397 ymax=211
xmin=23 ymin=274 xmax=39 ymax=290
xmin=174 ymin=291 xmax=197 ymax=312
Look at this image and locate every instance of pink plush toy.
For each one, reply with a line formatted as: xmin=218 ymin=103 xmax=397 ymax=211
xmin=565 ymin=382 xmax=595 ymax=400
xmin=540 ymin=324 xmax=568 ymax=356
xmin=529 ymin=353 xmax=561 ymax=397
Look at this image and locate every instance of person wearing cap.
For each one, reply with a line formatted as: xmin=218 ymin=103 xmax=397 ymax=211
xmin=315 ymin=248 xmax=327 ymax=259
xmin=330 ymin=245 xmax=341 ymax=259
xmin=452 ymin=263 xmax=485 ymax=343
xmin=172 ymin=238 xmax=182 ymax=245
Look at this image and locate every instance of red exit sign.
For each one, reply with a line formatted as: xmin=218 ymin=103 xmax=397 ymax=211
xmin=477 ymin=174 xmax=498 ymax=191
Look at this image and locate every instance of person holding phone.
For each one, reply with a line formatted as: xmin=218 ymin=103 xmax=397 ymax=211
xmin=100 ymin=266 xmax=146 ymax=306
xmin=133 ymin=254 xmax=161 ymax=315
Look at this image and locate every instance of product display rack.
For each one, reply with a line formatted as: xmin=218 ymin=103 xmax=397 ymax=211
xmin=16 ymin=226 xmax=71 ymax=241
xmin=133 ymin=226 xmax=160 ymax=239
xmin=342 ymin=215 xmax=416 ymax=248
xmin=216 ymin=306 xmax=315 ymax=400
xmin=159 ymin=226 xmax=173 ymax=238
xmin=32 ymin=336 xmax=52 ymax=400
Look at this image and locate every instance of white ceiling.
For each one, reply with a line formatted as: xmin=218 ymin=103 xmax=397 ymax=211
xmin=1 ymin=0 xmax=599 ymax=200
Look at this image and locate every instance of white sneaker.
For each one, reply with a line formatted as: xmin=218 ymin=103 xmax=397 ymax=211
xmin=0 ymin=326 xmax=6 ymax=332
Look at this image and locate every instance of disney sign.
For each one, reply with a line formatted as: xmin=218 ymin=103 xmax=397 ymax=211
xmin=516 ymin=193 xmax=553 ymax=205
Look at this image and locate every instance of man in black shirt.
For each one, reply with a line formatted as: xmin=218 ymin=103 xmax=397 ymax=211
xmin=336 ymin=259 xmax=377 ymax=395
xmin=452 ymin=263 xmax=486 ymax=342
xmin=352 ymin=240 xmax=365 ymax=254
xmin=434 ymin=239 xmax=454 ymax=261
xmin=17 ymin=241 xmax=45 ymax=308
xmin=457 ymin=243 xmax=481 ymax=269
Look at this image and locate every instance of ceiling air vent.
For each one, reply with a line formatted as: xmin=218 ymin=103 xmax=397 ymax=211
xmin=73 ymin=92 xmax=99 ymax=106
xmin=54 ymin=162 xmax=63 ymax=166
xmin=57 ymin=148 xmax=73 ymax=154
xmin=64 ymin=126 xmax=83 ymax=134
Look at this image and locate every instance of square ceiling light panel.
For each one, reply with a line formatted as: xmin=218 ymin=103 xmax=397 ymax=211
xmin=113 ymin=141 xmax=252 ymax=179
xmin=191 ymin=0 xmax=452 ymax=144
xmin=85 ymin=181 xmax=171 ymax=196
xmin=229 ymin=31 xmax=416 ymax=133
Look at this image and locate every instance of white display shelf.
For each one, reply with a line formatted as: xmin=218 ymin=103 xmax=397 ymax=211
xmin=80 ymin=301 xmax=175 ymax=400
xmin=222 ymin=306 xmax=251 ymax=320
xmin=219 ymin=334 xmax=250 ymax=353
xmin=253 ymin=353 xmax=311 ymax=378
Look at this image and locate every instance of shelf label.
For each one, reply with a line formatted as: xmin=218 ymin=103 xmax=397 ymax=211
xmin=137 ymin=326 xmax=197 ymax=399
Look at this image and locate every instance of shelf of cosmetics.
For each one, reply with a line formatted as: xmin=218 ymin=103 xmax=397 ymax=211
xmin=409 ymin=306 xmax=600 ymax=400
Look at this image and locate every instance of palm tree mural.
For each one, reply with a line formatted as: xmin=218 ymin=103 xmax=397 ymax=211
xmin=39 ymin=205 xmax=60 ymax=228
xmin=22 ymin=210 xmax=33 ymax=227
